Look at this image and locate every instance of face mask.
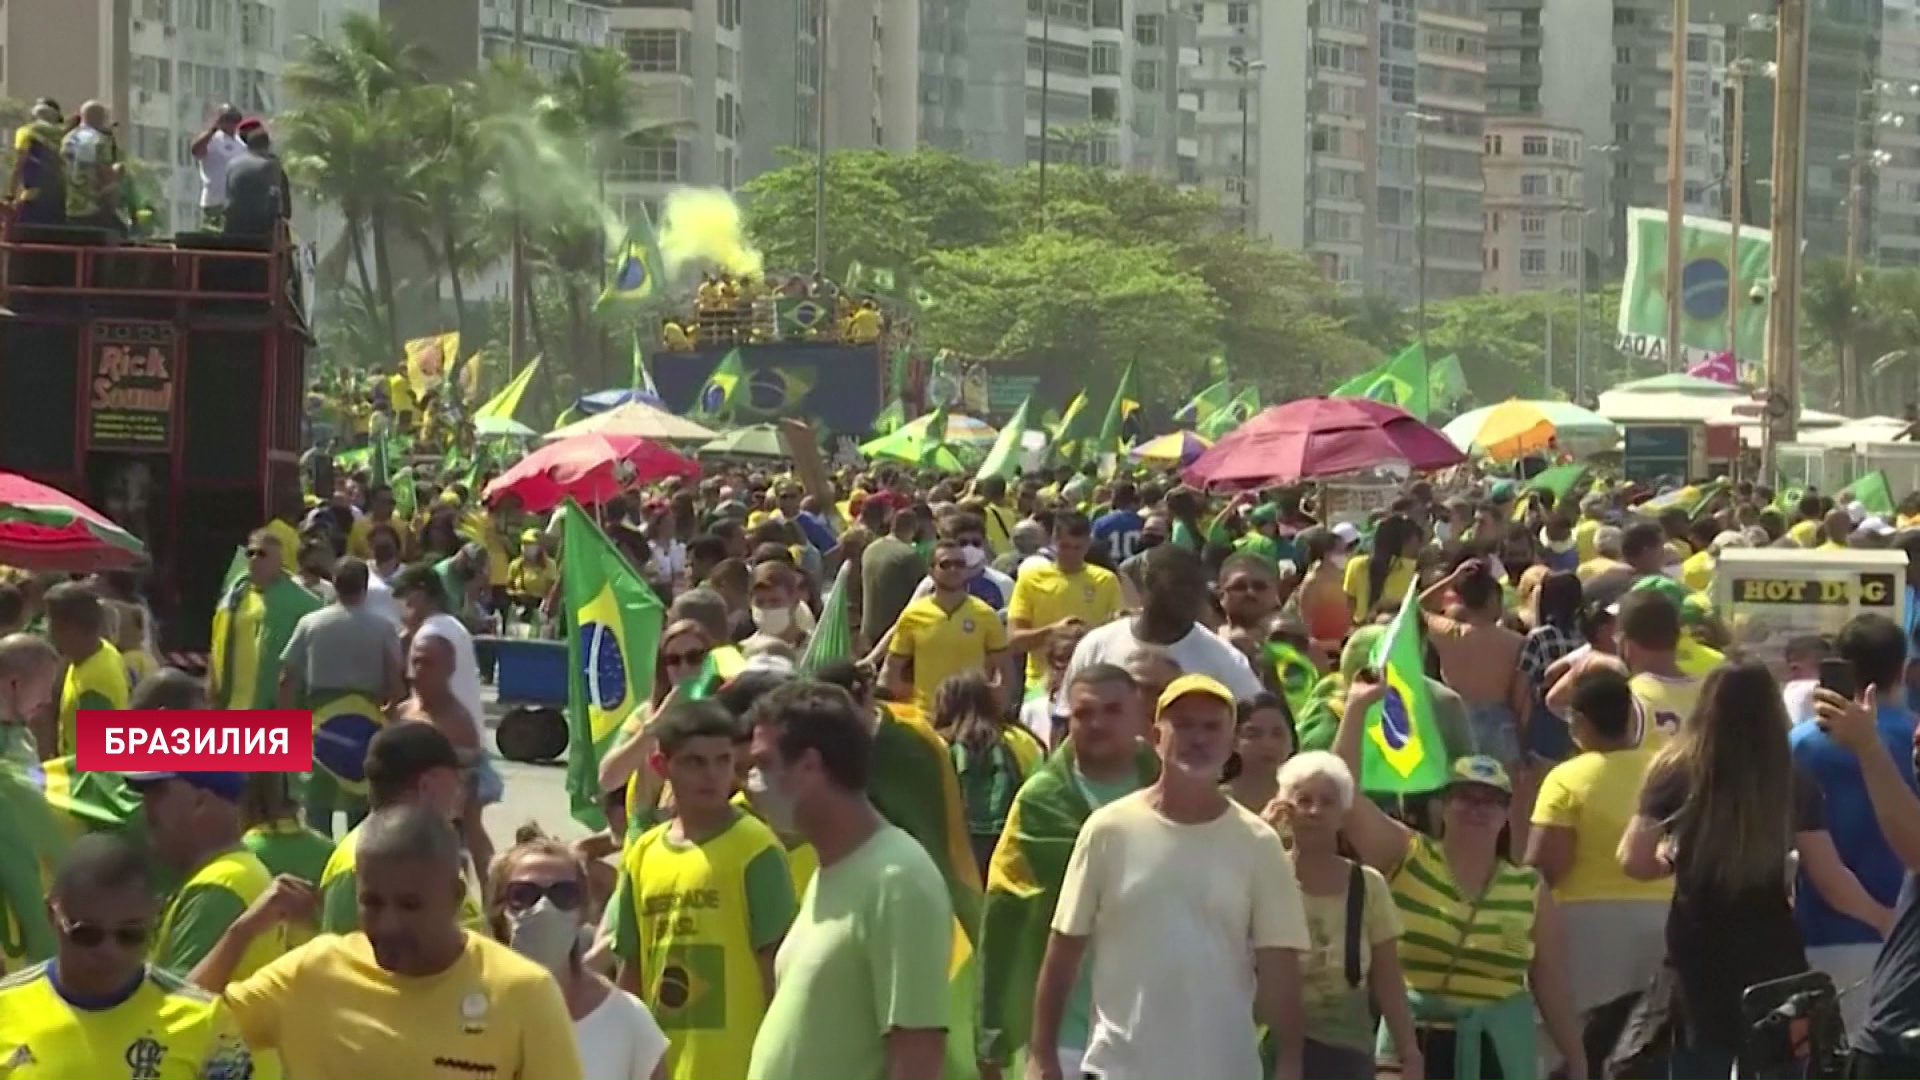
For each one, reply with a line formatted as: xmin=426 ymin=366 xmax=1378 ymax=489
xmin=1543 ymin=537 xmax=1574 ymax=555
xmin=747 ymin=767 xmax=796 ymax=832
xmin=961 ymin=544 xmax=987 ymax=571
xmin=752 ymin=605 xmax=792 ymax=636
xmin=506 ymin=898 xmax=581 ymax=976
xmin=1433 ymin=522 xmax=1453 ymax=543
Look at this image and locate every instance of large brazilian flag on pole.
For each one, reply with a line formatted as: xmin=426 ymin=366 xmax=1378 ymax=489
xmin=559 ymin=500 xmax=664 ymax=830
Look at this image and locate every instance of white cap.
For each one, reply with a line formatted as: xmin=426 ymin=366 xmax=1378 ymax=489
xmin=1330 ymin=521 xmax=1362 ymax=546
xmin=1856 ymin=516 xmax=1895 ymax=537
xmin=1848 ymin=501 xmax=1867 ymax=524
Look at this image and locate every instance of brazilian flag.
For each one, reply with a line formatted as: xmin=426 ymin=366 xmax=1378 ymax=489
xmin=559 ymin=500 xmax=664 ymax=830
xmin=311 ymin=692 xmax=386 ymax=797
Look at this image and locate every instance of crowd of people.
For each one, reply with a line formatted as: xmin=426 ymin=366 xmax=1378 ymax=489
xmin=12 ymin=454 xmax=1920 ymax=1079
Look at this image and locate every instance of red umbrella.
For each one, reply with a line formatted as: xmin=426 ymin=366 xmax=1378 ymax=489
xmin=483 ymin=434 xmax=699 ymax=512
xmin=1183 ymin=397 xmax=1465 ymax=488
xmin=0 ymin=472 xmax=146 ymax=571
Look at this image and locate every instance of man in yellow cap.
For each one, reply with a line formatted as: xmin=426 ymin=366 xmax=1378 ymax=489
xmin=1030 ymin=673 xmax=1311 ymax=1080
xmin=505 ymin=528 xmax=555 ymax=625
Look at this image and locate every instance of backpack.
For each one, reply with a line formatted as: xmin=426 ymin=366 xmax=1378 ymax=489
xmin=951 ymin=736 xmax=1019 ymax=839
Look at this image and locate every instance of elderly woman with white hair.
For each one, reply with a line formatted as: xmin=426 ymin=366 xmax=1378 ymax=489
xmin=1263 ymin=750 xmax=1421 ymax=1078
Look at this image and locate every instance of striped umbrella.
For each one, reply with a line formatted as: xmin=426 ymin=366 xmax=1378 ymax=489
xmin=1128 ymin=431 xmax=1213 ymax=466
xmin=0 ymin=472 xmax=146 ymax=572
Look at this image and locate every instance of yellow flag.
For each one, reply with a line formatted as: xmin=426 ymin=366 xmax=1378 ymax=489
xmin=403 ymin=332 xmax=461 ymax=398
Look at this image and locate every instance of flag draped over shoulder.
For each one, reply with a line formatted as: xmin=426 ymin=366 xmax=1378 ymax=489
xmin=1361 ymin=582 xmax=1449 ymax=795
xmin=798 ymin=564 xmax=851 ymax=674
xmin=977 ymin=741 xmax=1159 ymax=1066
xmin=0 ymin=762 xmax=75 ymax=966
xmin=560 ymin=501 xmax=665 ymax=830
xmin=870 ymin=703 xmax=987 ymax=1080
xmin=209 ymin=576 xmax=323 ymax=711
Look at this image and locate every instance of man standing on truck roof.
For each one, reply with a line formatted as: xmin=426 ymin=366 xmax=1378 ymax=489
xmin=190 ymin=104 xmax=244 ymax=231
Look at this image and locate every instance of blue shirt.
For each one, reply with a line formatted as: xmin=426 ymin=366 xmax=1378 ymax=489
xmin=1790 ymin=707 xmax=1920 ymax=947
xmin=1906 ymin=585 xmax=1920 ymax=660
xmin=1092 ymin=509 xmax=1145 ymax=564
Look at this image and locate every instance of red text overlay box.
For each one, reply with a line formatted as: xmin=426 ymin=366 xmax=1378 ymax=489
xmin=75 ymin=710 xmax=314 ymax=772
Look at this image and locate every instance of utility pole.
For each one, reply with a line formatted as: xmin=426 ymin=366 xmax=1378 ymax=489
xmin=1663 ymin=0 xmax=1690 ymax=373
xmin=1576 ymin=209 xmax=1587 ymax=405
xmin=1844 ymin=150 xmax=1863 ymax=414
xmin=1038 ymin=0 xmax=1051 ymax=211
xmin=813 ymin=2 xmax=829 ymax=274
xmin=1410 ymin=112 xmax=1438 ymax=371
xmin=1763 ymin=0 xmax=1811 ymax=476
xmin=1727 ymin=66 xmax=1746 ymax=359
xmin=508 ymin=0 xmax=527 ymax=372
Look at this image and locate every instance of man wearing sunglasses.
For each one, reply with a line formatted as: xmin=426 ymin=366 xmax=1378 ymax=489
xmin=0 ymin=833 xmax=255 ymax=1078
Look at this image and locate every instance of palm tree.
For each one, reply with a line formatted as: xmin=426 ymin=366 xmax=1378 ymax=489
xmin=280 ymin=12 xmax=430 ymax=363
xmin=401 ymin=84 xmax=496 ymax=353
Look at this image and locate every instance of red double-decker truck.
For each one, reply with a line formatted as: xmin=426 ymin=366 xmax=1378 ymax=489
xmin=0 ymin=221 xmax=307 ymax=666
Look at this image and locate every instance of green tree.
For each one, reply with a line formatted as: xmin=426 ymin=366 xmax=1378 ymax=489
xmin=1421 ymin=287 xmax=1650 ymax=405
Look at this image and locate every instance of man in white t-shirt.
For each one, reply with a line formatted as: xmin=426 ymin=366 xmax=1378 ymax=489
xmin=191 ymin=105 xmax=246 ymax=228
xmin=1062 ymin=542 xmax=1265 ymax=703
xmin=1032 ymin=674 xmax=1310 ymax=1079
xmin=391 ymin=566 xmax=489 ymax=758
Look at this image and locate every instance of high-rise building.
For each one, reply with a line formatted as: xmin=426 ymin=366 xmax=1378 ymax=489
xmin=1406 ymin=0 xmax=1489 ymax=303
xmin=1303 ymin=0 xmax=1377 ymax=286
xmin=605 ymin=0 xmax=740 ymax=216
xmin=1193 ymin=0 xmax=1309 ymax=248
xmin=918 ymin=0 xmax=1026 ymax=165
xmin=478 ymin=0 xmax=611 ymax=70
xmin=1482 ymin=117 xmax=1586 ymax=292
xmin=1876 ymin=0 xmax=1920 ymax=266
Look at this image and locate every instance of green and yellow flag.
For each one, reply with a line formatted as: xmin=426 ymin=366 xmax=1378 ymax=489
xmin=693 ymin=348 xmax=746 ymax=423
xmin=209 ymin=575 xmax=323 ymax=711
xmin=559 ymin=500 xmax=665 ymax=830
xmin=476 ymin=355 xmax=541 ymax=423
xmin=1361 ymin=581 xmax=1448 ymax=794
xmin=797 ymin=565 xmax=851 ymax=675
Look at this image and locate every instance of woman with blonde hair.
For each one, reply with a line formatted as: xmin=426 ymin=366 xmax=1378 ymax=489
xmin=1616 ymin=661 xmax=1819 ymax=1076
xmin=1266 ymin=750 xmax=1420 ymax=1077
xmin=488 ymin=827 xmax=669 ymax=1079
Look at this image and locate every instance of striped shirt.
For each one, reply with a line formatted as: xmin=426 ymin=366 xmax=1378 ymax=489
xmin=1389 ymin=833 xmax=1538 ymax=1005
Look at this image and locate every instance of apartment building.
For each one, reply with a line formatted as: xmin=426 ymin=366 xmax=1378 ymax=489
xmin=918 ymin=0 xmax=1025 ymax=165
xmin=1304 ymin=0 xmax=1376 ymax=286
xmin=479 ymin=0 xmax=611 ymax=71
xmin=606 ymin=0 xmax=738 ymax=219
xmin=1877 ymin=0 xmax=1920 ymax=266
xmin=1405 ymin=0 xmax=1489 ymax=303
xmin=1192 ymin=0 xmax=1308 ymax=248
xmin=1482 ymin=117 xmax=1585 ymax=292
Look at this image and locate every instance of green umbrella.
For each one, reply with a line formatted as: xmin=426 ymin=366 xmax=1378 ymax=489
xmin=699 ymin=425 xmax=789 ymax=459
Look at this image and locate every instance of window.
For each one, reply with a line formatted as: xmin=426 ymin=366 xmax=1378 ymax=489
xmin=1521 ymin=248 xmax=1548 ymax=274
xmin=141 ymin=0 xmax=170 ymax=18
xmin=1521 ymin=214 xmax=1546 ymax=235
xmin=1614 ymin=83 xmax=1631 ymax=104
xmin=1522 ymin=134 xmax=1547 ymax=156
xmin=716 ymin=43 xmax=735 ymax=81
xmin=1521 ymin=173 xmax=1548 ymax=195
xmin=717 ymin=0 xmax=739 ymax=30
xmin=1616 ymin=46 xmax=1632 ymax=65
xmin=1027 ymin=39 xmax=1091 ymax=76
xmin=715 ymin=94 xmax=738 ymax=139
xmin=1134 ymin=13 xmax=1161 ymax=46
xmin=624 ymin=29 xmax=686 ymax=73
xmin=613 ymin=133 xmax=685 ymax=183
xmin=1092 ymin=86 xmax=1118 ymax=121
xmin=1092 ymin=0 xmax=1122 ymax=28
xmin=1228 ymin=1 xmax=1249 ymax=25
xmin=1133 ymin=58 xmax=1161 ymax=90
xmin=1686 ymin=33 xmax=1708 ymax=62
xmin=1092 ymin=41 xmax=1120 ymax=74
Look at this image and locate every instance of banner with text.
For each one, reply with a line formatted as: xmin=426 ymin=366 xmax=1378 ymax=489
xmin=87 ymin=321 xmax=178 ymax=452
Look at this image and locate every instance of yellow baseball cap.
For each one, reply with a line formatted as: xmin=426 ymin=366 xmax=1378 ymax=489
xmin=1155 ymin=673 xmax=1236 ymax=718
xmin=1447 ymin=755 xmax=1513 ymax=795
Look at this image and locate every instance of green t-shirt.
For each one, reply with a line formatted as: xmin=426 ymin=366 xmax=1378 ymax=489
xmin=1234 ymin=531 xmax=1285 ymax=566
xmin=1061 ymin=767 xmax=1142 ymax=1052
xmin=745 ymin=824 xmax=954 ymax=1080
xmin=1171 ymin=519 xmax=1202 ymax=551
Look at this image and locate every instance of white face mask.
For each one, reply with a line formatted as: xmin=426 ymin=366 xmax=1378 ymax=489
xmin=751 ymin=604 xmax=792 ymax=636
xmin=1433 ymin=521 xmax=1453 ymax=543
xmin=506 ymin=898 xmax=581 ymax=976
xmin=746 ymin=767 xmax=796 ymax=832
xmin=961 ymin=543 xmax=988 ymax=571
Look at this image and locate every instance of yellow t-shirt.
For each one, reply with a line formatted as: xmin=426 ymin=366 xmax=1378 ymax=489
xmin=1009 ymin=562 xmax=1123 ymax=686
xmin=58 ymin=639 xmax=128 ymax=757
xmin=221 ymin=931 xmax=582 ymax=1080
xmin=1531 ymin=747 xmax=1675 ymax=903
xmin=346 ymin=515 xmax=413 ymax=560
xmin=477 ymin=513 xmax=515 ymax=588
xmin=889 ymin=594 xmax=1009 ymax=714
xmin=386 ymin=372 xmax=415 ymax=417
xmin=1788 ymin=519 xmax=1822 ymax=548
xmin=0 ymin=963 xmax=255 ymax=1079
xmin=1390 ymin=833 xmax=1537 ymax=1006
xmin=1679 ymin=550 xmax=1716 ymax=594
xmin=1340 ymin=554 xmax=1417 ymax=623
xmin=506 ymin=555 xmax=556 ymax=600
xmin=1574 ymin=517 xmax=1603 ymax=563
xmin=152 ymin=848 xmax=289 ymax=983
xmin=1628 ymin=671 xmax=1705 ymax=752
xmin=1576 ymin=557 xmax=1625 ymax=583
xmin=1299 ymin=862 xmax=1403 ymax=1052
xmin=623 ymin=811 xmax=795 ymax=1080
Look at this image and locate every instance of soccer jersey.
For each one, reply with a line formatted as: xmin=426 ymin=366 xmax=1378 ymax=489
xmin=58 ymin=639 xmax=128 ymax=757
xmin=889 ymin=594 xmax=1008 ymax=714
xmin=318 ymin=820 xmax=485 ymax=935
xmin=0 ymin=962 xmax=254 ymax=1079
xmin=614 ymin=809 xmax=797 ymax=1080
xmin=152 ymin=847 xmax=289 ymax=984
xmin=1008 ymin=562 xmax=1122 ymax=687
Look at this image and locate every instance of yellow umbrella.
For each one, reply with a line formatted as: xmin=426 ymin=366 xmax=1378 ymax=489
xmin=1461 ymin=400 xmax=1557 ymax=460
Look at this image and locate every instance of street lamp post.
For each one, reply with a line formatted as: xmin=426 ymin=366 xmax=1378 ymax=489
xmin=1038 ymin=0 xmax=1052 ymax=212
xmin=1408 ymin=111 xmax=1442 ymax=374
xmin=1228 ymin=57 xmax=1267 ymax=230
xmin=1664 ymin=0 xmax=1692 ymax=373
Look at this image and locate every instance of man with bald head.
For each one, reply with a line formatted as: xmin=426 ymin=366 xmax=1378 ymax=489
xmin=0 ymin=632 xmax=60 ymax=763
xmin=61 ymin=100 xmax=121 ymax=233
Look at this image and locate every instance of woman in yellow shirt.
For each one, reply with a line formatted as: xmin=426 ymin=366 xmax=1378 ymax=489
xmin=1340 ymin=513 xmax=1422 ymax=623
xmin=1524 ymin=665 xmax=1672 ymax=1026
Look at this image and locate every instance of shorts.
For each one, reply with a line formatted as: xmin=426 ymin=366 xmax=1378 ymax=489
xmin=466 ymin=754 xmax=505 ymax=806
xmin=1463 ymin=700 xmax=1522 ymax=768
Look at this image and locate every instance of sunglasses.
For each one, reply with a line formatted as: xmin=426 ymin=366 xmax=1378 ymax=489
xmin=60 ymin=919 xmax=150 ymax=949
xmin=501 ymin=879 xmax=585 ymax=913
xmin=663 ymin=648 xmax=709 ymax=668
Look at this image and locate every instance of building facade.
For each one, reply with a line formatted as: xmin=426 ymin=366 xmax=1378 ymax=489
xmin=1482 ymin=117 xmax=1585 ymax=292
xmin=1877 ymin=0 xmax=1920 ymax=266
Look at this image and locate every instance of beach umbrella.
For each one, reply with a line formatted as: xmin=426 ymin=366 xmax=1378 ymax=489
xmin=0 ymin=472 xmax=146 ymax=571
xmin=484 ymin=434 xmax=699 ymax=512
xmin=1183 ymin=397 xmax=1463 ymax=488
xmin=544 ymin=400 xmax=716 ymax=443
xmin=1128 ymin=431 xmax=1212 ymax=466
xmin=699 ymin=425 xmax=788 ymax=459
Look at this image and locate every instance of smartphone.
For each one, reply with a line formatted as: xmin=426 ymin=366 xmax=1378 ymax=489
xmin=1818 ymin=657 xmax=1858 ymax=702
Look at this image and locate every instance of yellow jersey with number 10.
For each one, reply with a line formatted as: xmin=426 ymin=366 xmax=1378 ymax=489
xmin=0 ymin=962 xmax=254 ymax=1079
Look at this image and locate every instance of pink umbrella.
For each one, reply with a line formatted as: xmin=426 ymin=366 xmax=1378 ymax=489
xmin=1183 ymin=397 xmax=1465 ymax=489
xmin=483 ymin=434 xmax=700 ymax=512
